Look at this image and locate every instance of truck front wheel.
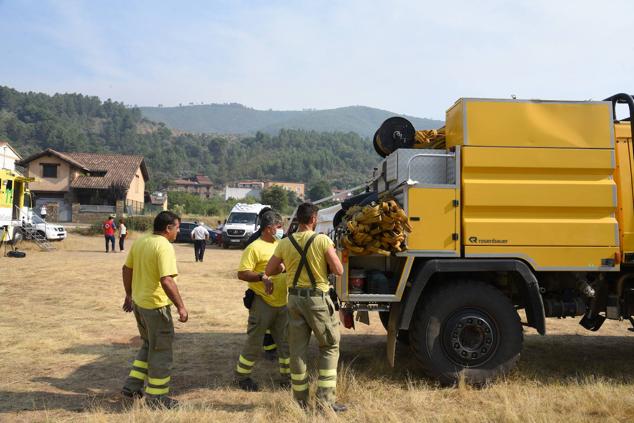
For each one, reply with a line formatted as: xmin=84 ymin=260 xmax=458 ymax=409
xmin=410 ymin=280 xmax=523 ymax=386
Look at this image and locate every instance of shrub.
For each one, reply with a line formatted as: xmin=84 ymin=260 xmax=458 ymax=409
xmin=124 ymin=216 xmax=154 ymax=232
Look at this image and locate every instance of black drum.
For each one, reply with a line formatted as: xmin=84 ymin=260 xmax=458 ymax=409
xmin=373 ymin=117 xmax=416 ymax=157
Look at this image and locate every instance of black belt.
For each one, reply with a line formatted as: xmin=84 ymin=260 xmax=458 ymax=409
xmin=289 ymin=287 xmax=326 ymax=297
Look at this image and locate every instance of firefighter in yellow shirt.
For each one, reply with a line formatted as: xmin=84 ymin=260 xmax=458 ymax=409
xmin=121 ymin=211 xmax=188 ymax=409
xmin=234 ymin=211 xmax=290 ymax=391
xmin=266 ymin=203 xmax=346 ymax=412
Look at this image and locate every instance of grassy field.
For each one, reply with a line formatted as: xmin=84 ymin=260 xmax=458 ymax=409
xmin=2 ymin=234 xmax=634 ymax=422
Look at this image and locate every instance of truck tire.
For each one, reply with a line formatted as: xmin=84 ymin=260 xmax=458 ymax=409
xmin=222 ymin=241 xmax=229 ymax=249
xmin=409 ymin=280 xmax=523 ymax=386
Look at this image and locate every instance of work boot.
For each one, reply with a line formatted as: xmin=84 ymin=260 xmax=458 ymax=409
xmin=263 ymin=349 xmax=277 ymax=361
xmin=237 ymin=378 xmax=259 ymax=392
xmin=331 ymin=403 xmax=348 ymax=413
xmin=146 ymin=396 xmax=180 ymax=409
xmin=121 ymin=389 xmax=143 ymax=400
xmin=319 ymin=402 xmax=348 ymax=413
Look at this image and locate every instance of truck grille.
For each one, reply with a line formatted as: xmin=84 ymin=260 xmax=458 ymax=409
xmin=228 ymin=229 xmax=245 ymax=236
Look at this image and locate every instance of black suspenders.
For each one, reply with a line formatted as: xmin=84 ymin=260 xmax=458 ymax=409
xmin=288 ymin=233 xmax=318 ymax=289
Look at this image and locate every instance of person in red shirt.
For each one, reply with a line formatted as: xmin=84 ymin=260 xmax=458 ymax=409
xmin=104 ymin=215 xmax=116 ymax=253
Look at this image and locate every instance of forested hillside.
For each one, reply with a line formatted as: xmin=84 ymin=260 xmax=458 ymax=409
xmin=140 ymin=103 xmax=443 ymax=136
xmin=0 ymin=86 xmax=379 ymax=189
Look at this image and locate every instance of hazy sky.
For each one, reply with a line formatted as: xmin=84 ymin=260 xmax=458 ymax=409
xmin=1 ymin=0 xmax=632 ymax=119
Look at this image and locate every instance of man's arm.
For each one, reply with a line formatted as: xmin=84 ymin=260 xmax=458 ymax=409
xmin=325 ymin=246 xmax=343 ymax=276
xmin=237 ymin=269 xmax=264 ymax=282
xmin=122 ymin=265 xmax=133 ymax=312
xmin=160 ymin=276 xmax=188 ymax=322
xmin=265 ymin=255 xmax=284 ymax=277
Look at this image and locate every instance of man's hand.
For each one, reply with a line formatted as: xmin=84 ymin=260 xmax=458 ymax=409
xmin=122 ymin=295 xmax=133 ymax=312
xmin=177 ymin=306 xmax=189 ymax=323
xmin=262 ymin=275 xmax=274 ymax=295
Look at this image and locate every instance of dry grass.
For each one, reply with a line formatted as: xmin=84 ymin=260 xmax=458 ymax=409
xmin=2 ymin=234 xmax=634 ymax=422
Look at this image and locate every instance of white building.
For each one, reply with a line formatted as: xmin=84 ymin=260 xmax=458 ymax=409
xmin=224 ymin=186 xmax=262 ymax=201
xmin=0 ymin=142 xmax=21 ymax=171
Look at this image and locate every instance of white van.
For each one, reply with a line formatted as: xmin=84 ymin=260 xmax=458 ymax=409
xmin=222 ymin=203 xmax=271 ymax=249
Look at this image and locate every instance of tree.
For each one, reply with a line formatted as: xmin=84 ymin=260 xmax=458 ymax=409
xmin=308 ymin=180 xmax=331 ymax=202
xmin=261 ymin=186 xmax=288 ymax=212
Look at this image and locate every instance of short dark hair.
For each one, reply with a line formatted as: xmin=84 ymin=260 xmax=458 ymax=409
xmin=296 ymin=202 xmax=319 ymax=225
xmin=258 ymin=207 xmax=273 ymax=218
xmin=154 ymin=211 xmax=180 ymax=232
xmin=261 ymin=210 xmax=282 ymax=229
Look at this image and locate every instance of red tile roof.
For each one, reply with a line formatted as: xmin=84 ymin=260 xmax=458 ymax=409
xmin=18 ymin=148 xmax=148 ymax=190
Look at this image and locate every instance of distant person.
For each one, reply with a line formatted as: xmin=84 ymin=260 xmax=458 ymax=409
xmin=103 ymin=215 xmax=116 ymax=253
xmin=40 ymin=204 xmax=47 ymax=221
xmin=121 ymin=211 xmax=188 ymax=409
xmin=265 ymin=202 xmax=346 ymax=412
xmin=191 ymin=221 xmax=209 ymax=262
xmin=119 ymin=219 xmax=127 ymax=252
xmin=234 ymin=211 xmax=289 ymax=392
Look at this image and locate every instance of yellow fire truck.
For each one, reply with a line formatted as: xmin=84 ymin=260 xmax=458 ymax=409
xmin=328 ymin=93 xmax=634 ymax=385
xmin=0 ymin=167 xmax=34 ymax=242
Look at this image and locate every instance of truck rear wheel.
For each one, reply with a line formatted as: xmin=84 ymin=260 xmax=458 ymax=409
xmin=409 ymin=280 xmax=523 ymax=386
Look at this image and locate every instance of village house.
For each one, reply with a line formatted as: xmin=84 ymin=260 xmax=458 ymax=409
xmin=0 ymin=141 xmax=21 ymax=171
xmin=264 ymin=181 xmax=305 ymax=199
xmin=224 ymin=180 xmax=305 ymax=201
xmin=168 ymin=175 xmax=214 ymax=198
xmin=18 ymin=148 xmax=148 ymax=222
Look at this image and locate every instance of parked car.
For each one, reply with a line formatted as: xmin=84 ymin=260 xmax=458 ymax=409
xmin=175 ymin=221 xmax=214 ymax=244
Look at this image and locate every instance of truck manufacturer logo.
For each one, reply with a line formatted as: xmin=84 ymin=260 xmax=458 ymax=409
xmin=468 ymin=236 xmax=508 ymax=244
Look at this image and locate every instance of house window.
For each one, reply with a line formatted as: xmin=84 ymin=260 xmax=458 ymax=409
xmin=135 ymin=175 xmax=140 ymax=193
xmin=42 ymin=163 xmax=58 ymax=178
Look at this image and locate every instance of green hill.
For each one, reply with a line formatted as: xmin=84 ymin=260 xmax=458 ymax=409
xmin=140 ymin=103 xmax=443 ymax=136
xmin=0 ymin=86 xmax=385 ymax=190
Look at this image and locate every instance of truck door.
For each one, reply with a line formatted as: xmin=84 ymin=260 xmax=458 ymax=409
xmin=406 ymin=187 xmax=459 ymax=254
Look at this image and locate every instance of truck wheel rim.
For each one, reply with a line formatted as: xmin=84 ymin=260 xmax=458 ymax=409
xmin=441 ymin=309 xmax=499 ymax=367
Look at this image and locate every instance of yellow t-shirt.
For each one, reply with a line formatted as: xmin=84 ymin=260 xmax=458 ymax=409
xmin=238 ymin=238 xmax=288 ymax=307
xmin=124 ymin=234 xmax=178 ymax=309
xmin=273 ymin=231 xmax=333 ymax=292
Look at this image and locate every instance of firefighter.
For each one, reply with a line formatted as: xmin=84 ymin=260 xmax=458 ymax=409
xmin=245 ymin=207 xmax=278 ymax=357
xmin=234 ymin=211 xmax=290 ymax=391
xmin=120 ymin=211 xmax=188 ymax=409
xmin=265 ymin=203 xmax=346 ymax=412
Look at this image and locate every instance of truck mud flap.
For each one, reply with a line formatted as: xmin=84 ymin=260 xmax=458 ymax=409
xmin=386 ymin=302 xmax=402 ymax=367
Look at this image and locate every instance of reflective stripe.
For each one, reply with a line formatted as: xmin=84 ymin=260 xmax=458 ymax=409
xmin=317 ymin=380 xmax=337 ymax=388
xmin=148 ymin=376 xmax=171 ymax=386
xmin=280 ymin=368 xmax=291 ymax=374
xmin=129 ymin=369 xmax=147 ymax=381
xmin=263 ymin=344 xmax=277 ymax=351
xmin=133 ymin=360 xmax=148 ymax=369
xmin=239 ymin=355 xmax=255 ymax=366
xmin=292 ymin=383 xmax=309 ymax=391
xmin=145 ymin=386 xmax=169 ymax=395
xmin=265 ymin=329 xmax=271 ymax=334
xmin=319 ymin=368 xmax=337 ymax=377
xmin=291 ymin=373 xmax=307 ymax=381
xmin=236 ymin=365 xmax=252 ymax=374
xmin=278 ymin=357 xmax=290 ymax=365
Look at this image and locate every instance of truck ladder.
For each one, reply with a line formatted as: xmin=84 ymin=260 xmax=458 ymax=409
xmin=13 ymin=206 xmax=55 ymax=252
xmin=21 ymin=222 xmax=55 ymax=251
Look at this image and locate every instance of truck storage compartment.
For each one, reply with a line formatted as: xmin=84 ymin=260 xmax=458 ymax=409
xmin=445 ymin=98 xmax=614 ymax=149
xmin=336 ymin=253 xmax=413 ymax=302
